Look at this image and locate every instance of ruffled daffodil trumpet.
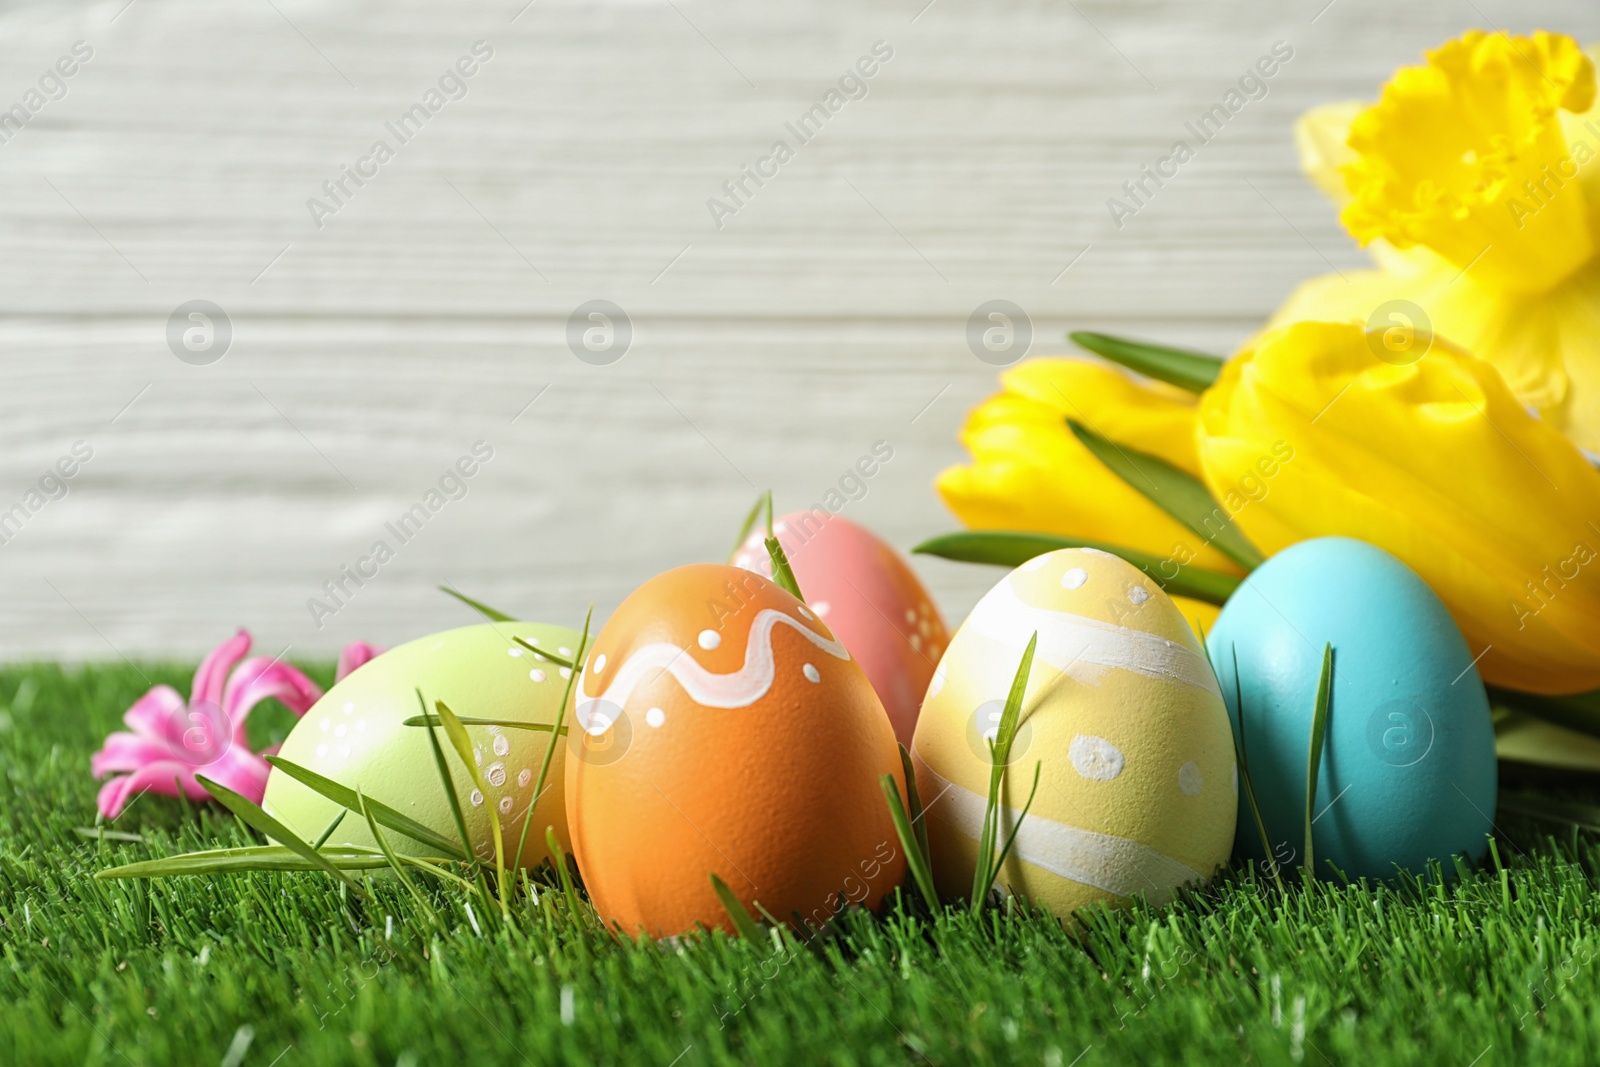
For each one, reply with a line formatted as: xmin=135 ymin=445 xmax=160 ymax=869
xmin=1196 ymin=321 xmax=1600 ymax=696
xmin=1271 ymin=30 xmax=1600 ymax=453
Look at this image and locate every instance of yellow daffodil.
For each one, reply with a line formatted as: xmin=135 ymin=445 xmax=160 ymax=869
xmin=1268 ymin=30 xmax=1600 ymax=453
xmin=1195 ymin=320 xmax=1600 ymax=695
xmin=938 ymin=358 xmax=1237 ymax=634
xmin=938 ymin=358 xmax=1242 ymax=576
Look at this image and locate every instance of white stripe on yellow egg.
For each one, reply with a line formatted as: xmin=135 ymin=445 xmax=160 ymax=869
xmin=913 ymin=547 xmax=1236 ymax=922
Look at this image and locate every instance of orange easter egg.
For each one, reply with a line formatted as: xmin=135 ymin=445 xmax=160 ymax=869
xmin=565 ymin=563 xmax=907 ymax=938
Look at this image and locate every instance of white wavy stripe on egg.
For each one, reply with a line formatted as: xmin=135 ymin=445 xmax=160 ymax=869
xmin=912 ymin=548 xmax=1236 ymax=923
xmin=576 ymin=607 xmax=850 ymax=722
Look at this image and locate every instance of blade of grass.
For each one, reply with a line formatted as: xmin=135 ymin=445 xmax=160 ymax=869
xmin=912 ymin=531 xmax=1241 ymax=605
xmin=436 ymin=698 xmax=508 ymax=916
xmin=881 ymin=774 xmax=939 ymax=912
xmin=710 ymin=872 xmax=765 ymax=941
xmin=312 ymin=810 xmax=346 ymax=850
xmin=1486 ymin=686 xmax=1600 ymax=741
xmin=971 ymin=633 xmax=1037 ymax=912
xmin=404 ymin=714 xmax=565 ymax=734
xmin=358 ymin=787 xmax=440 ymax=928
xmin=97 ymin=844 xmax=395 ymax=879
xmin=419 ymin=688 xmax=475 ymax=870
xmin=727 ymin=492 xmax=767 ymax=563
xmin=1067 ymin=419 xmax=1264 ymax=570
xmin=1223 ymin=643 xmax=1282 ymax=892
xmin=546 ymin=827 xmax=587 ymax=926
xmin=765 ymin=535 xmax=805 ymax=601
xmin=897 ymin=743 xmax=931 ymax=875
xmin=437 ymin=585 xmax=516 ymax=622
xmin=515 ymin=605 xmax=592 ymax=878
xmin=194 ymin=775 xmax=364 ymax=893
xmin=511 ymin=637 xmax=575 ymax=670
xmin=989 ymin=762 xmax=1042 ymax=886
xmin=1067 ymin=330 xmax=1224 ymax=393
xmin=1303 ymin=644 xmax=1334 ymax=883
xmin=266 ymin=755 xmax=467 ymax=860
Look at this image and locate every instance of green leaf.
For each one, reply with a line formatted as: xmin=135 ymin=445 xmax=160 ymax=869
xmin=97 ymin=844 xmax=394 ymax=879
xmin=194 ymin=776 xmax=364 ymax=893
xmin=913 ymin=531 xmax=1241 ymax=605
xmin=265 ymin=755 xmax=468 ymax=861
xmin=727 ymin=492 xmax=767 ymax=563
xmin=971 ymin=633 xmax=1037 ymax=912
xmin=437 ymin=585 xmax=516 ymax=622
xmin=1068 ymin=331 xmax=1224 ymax=393
xmin=1303 ymin=644 xmax=1334 ymax=883
xmin=404 ymin=714 xmax=565 ymax=735
xmin=1066 ymin=419 xmax=1265 ymax=570
xmin=710 ymin=872 xmax=766 ymax=941
xmin=880 ymin=774 xmax=939 ymax=913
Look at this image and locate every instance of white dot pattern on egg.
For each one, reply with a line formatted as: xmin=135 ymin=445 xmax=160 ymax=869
xmin=698 ymin=630 xmax=720 ymax=650
xmin=803 ymin=663 xmax=821 ymax=683
xmin=1069 ymin=734 xmax=1125 ymax=781
xmin=646 ymin=707 xmax=665 ymax=728
xmin=911 ymin=546 xmax=1237 ymax=923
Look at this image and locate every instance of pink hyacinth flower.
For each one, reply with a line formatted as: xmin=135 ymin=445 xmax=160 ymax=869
xmin=91 ymin=632 xmax=380 ymax=820
xmin=336 ymin=641 xmax=383 ymax=681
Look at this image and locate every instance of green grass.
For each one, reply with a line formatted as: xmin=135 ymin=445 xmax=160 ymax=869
xmin=5 ymin=664 xmax=1600 ymax=1066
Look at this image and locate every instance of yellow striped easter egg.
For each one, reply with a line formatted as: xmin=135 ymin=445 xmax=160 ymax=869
xmin=912 ymin=547 xmax=1236 ymax=922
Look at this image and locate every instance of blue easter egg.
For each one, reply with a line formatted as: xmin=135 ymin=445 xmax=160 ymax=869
xmin=1208 ymin=537 xmax=1496 ymax=881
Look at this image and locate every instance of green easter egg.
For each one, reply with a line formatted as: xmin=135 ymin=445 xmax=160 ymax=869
xmin=262 ymin=622 xmax=580 ymax=868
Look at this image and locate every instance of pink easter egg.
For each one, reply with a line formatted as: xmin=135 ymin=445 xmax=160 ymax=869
xmin=732 ymin=512 xmax=948 ymax=747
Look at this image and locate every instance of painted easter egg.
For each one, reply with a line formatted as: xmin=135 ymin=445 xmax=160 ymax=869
xmin=732 ymin=511 xmax=948 ymax=747
xmin=913 ymin=547 xmax=1236 ymax=920
xmin=565 ymin=563 xmax=907 ymax=937
xmin=263 ymin=621 xmax=580 ymax=867
xmin=1208 ymin=537 xmax=1496 ymax=880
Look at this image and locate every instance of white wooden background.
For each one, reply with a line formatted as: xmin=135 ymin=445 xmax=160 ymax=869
xmin=0 ymin=0 xmax=1591 ymax=662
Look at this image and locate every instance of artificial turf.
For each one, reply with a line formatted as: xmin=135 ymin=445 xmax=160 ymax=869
xmin=4 ymin=662 xmax=1600 ymax=1066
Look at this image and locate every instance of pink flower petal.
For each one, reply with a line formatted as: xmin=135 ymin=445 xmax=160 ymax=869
xmin=95 ymin=760 xmax=213 ymax=819
xmin=120 ymin=685 xmax=189 ymax=745
xmin=196 ymin=745 xmax=273 ymax=805
xmin=335 ymin=642 xmax=384 ymax=682
xmin=223 ymin=657 xmax=323 ymax=745
xmin=91 ymin=731 xmax=180 ymax=778
xmin=192 ymin=630 xmax=252 ymax=709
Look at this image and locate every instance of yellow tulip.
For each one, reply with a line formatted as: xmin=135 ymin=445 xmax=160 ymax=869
xmin=1267 ymin=31 xmax=1600 ymax=453
xmin=938 ymin=358 xmax=1243 ymax=575
xmin=1196 ymin=320 xmax=1600 ymax=695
